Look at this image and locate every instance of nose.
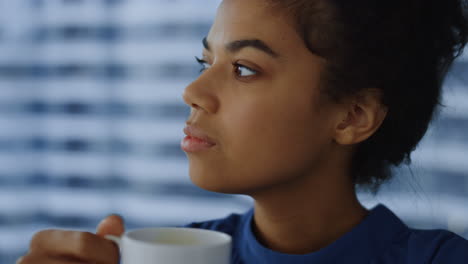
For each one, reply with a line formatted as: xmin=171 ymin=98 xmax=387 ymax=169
xmin=182 ymin=73 xmax=219 ymax=114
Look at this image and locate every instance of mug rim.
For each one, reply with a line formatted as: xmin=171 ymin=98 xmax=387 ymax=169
xmin=123 ymin=227 xmax=232 ymax=248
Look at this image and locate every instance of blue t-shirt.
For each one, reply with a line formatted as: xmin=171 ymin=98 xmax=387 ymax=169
xmin=186 ymin=204 xmax=468 ymax=263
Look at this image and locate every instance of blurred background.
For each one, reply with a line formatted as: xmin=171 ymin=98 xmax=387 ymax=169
xmin=0 ymin=0 xmax=467 ymax=262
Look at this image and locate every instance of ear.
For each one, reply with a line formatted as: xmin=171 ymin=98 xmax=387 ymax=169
xmin=333 ymin=89 xmax=388 ymax=145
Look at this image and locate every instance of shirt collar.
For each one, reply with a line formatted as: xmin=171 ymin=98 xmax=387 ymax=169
xmin=239 ymin=204 xmax=409 ymax=264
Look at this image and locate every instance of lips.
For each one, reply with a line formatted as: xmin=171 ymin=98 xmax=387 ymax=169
xmin=183 ymin=125 xmax=217 ymax=146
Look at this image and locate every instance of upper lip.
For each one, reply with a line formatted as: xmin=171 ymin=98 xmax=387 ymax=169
xmin=183 ymin=125 xmax=217 ymax=145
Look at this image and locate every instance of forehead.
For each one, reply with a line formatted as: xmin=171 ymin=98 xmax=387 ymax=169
xmin=207 ymin=0 xmax=305 ymax=56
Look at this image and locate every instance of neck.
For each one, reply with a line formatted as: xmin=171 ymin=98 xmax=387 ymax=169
xmin=250 ymin=169 xmax=368 ymax=254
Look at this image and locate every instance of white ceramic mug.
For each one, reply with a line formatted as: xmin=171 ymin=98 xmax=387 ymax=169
xmin=105 ymin=227 xmax=232 ymax=264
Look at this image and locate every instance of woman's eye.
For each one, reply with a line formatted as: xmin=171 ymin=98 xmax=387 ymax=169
xmin=195 ymin=56 xmax=210 ymax=73
xmin=195 ymin=57 xmax=257 ymax=78
xmin=233 ymin=63 xmax=257 ymax=77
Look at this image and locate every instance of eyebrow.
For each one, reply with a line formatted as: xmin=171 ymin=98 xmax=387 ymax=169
xmin=202 ymin=37 xmax=279 ymax=58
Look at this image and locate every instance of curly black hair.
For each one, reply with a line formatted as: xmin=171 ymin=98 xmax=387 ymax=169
xmin=268 ymin=0 xmax=468 ymax=192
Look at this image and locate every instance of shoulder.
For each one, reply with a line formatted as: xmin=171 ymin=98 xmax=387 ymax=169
xmin=405 ymin=229 xmax=468 ymax=263
xmin=374 ymin=228 xmax=468 ymax=263
xmin=367 ymin=205 xmax=468 ymax=263
xmin=183 ymin=209 xmax=251 ymax=237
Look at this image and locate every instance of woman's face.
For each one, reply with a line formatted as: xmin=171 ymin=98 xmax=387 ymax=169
xmin=182 ymin=0 xmax=341 ymax=194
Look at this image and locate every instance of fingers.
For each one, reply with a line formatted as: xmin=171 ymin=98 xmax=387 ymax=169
xmin=28 ymin=229 xmax=120 ymax=264
xmin=96 ymin=214 xmax=125 ymax=237
xmin=19 ymin=216 xmax=125 ymax=264
xmin=17 ymin=253 xmax=85 ymax=264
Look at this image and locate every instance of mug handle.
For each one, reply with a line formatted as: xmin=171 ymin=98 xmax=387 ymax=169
xmin=105 ymin=235 xmax=122 ymax=247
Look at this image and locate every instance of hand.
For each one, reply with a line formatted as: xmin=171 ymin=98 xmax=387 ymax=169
xmin=17 ymin=215 xmax=125 ymax=264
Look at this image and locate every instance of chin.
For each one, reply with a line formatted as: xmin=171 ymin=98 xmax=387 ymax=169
xmin=189 ymin=174 xmax=236 ymax=194
xmin=188 ymin=167 xmax=245 ymax=194
xmin=188 ymin=170 xmax=272 ymax=197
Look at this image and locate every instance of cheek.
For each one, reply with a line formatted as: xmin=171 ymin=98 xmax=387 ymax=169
xmin=221 ymin=99 xmax=329 ymax=186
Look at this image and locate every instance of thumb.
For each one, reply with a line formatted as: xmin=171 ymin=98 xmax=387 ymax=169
xmin=96 ymin=214 xmax=125 ymax=237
